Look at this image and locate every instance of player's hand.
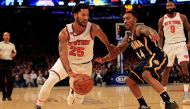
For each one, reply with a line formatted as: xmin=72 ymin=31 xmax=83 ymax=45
xmin=151 ymin=35 xmax=160 ymax=42
xmin=94 ymin=57 xmax=104 ymax=64
xmin=68 ymin=72 xmax=78 ymax=78
xmin=107 ymin=44 xmax=116 ymax=53
xmin=110 ymin=47 xmax=120 ymax=56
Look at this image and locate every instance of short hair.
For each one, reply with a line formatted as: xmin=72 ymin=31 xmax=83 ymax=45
xmin=125 ymin=10 xmax=138 ymax=19
xmin=72 ymin=3 xmax=89 ymax=14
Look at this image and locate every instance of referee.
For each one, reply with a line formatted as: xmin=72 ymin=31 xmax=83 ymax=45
xmin=0 ymin=32 xmax=16 ymax=101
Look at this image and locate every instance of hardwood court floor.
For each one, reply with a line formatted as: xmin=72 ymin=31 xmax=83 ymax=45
xmin=0 ymin=84 xmax=190 ymax=109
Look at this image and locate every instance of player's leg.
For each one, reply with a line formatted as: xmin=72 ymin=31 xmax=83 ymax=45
xmin=125 ymin=76 xmax=150 ymax=109
xmin=35 ymin=72 xmax=60 ymax=108
xmin=180 ymin=61 xmax=190 ymax=103
xmin=162 ymin=44 xmax=175 ymax=91
xmin=176 ymin=42 xmax=190 ymax=103
xmin=34 ymin=58 xmax=68 ymax=109
xmin=143 ymin=70 xmax=179 ymax=109
xmin=161 ymin=67 xmax=172 ymax=91
xmin=176 ymin=42 xmax=190 ymax=104
xmin=143 ymin=54 xmax=178 ymax=109
xmin=126 ymin=63 xmax=150 ymax=109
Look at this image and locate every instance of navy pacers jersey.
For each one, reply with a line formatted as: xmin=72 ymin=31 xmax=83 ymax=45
xmin=127 ymin=32 xmax=168 ymax=83
xmin=128 ymin=32 xmax=163 ymax=60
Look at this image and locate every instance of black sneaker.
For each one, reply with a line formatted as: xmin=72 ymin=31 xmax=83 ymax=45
xmin=138 ymin=105 xmax=151 ymax=109
xmin=2 ymin=97 xmax=6 ymax=101
xmin=7 ymin=97 xmax=12 ymax=101
xmin=34 ymin=105 xmax=41 ymax=109
xmin=165 ymin=101 xmax=179 ymax=109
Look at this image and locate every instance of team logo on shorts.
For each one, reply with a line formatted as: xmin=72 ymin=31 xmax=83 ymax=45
xmin=153 ymin=60 xmax=159 ymax=65
xmin=184 ymin=55 xmax=189 ymax=59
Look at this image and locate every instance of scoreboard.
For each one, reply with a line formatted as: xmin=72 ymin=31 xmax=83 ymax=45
xmin=0 ymin=0 xmax=190 ymax=6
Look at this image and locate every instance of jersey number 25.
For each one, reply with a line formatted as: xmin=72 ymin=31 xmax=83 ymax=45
xmin=69 ymin=46 xmax=84 ymax=57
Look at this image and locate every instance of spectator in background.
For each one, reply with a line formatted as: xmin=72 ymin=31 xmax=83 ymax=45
xmin=95 ymin=67 xmax=103 ymax=86
xmin=36 ymin=73 xmax=46 ymax=87
xmin=23 ymin=69 xmax=32 ymax=87
xmin=14 ymin=74 xmax=25 ymax=88
xmin=0 ymin=32 xmax=17 ymax=101
xmin=30 ymin=70 xmax=37 ymax=87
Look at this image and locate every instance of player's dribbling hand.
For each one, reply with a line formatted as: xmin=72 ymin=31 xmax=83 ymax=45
xmin=107 ymin=44 xmax=116 ymax=53
xmin=94 ymin=57 xmax=104 ymax=64
xmin=68 ymin=72 xmax=78 ymax=78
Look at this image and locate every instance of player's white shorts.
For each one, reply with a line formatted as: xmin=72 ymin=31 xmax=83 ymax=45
xmin=163 ymin=41 xmax=189 ymax=67
xmin=49 ymin=58 xmax=92 ymax=88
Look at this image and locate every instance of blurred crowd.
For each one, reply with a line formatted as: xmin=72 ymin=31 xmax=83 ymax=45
xmin=10 ymin=52 xmax=188 ymax=88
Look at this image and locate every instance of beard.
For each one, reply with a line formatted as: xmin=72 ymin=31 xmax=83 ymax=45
xmin=76 ymin=18 xmax=87 ymax=27
xmin=166 ymin=8 xmax=176 ymax=14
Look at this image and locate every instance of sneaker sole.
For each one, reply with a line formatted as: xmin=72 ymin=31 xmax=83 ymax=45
xmin=182 ymin=100 xmax=190 ymax=105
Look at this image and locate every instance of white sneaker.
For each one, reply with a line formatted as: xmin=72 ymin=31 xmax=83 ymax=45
xmin=160 ymin=100 xmax=165 ymax=109
xmin=183 ymin=93 xmax=190 ymax=104
xmin=183 ymin=99 xmax=190 ymax=104
xmin=67 ymin=90 xmax=75 ymax=105
xmin=160 ymin=100 xmax=165 ymax=106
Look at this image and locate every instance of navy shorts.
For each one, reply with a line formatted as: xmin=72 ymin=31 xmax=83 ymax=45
xmin=128 ymin=52 xmax=168 ymax=84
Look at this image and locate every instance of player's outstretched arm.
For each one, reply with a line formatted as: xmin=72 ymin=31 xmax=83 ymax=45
xmin=95 ymin=36 xmax=128 ymax=64
xmin=58 ymin=28 xmax=77 ymax=77
xmin=91 ymin=23 xmax=115 ymax=52
xmin=158 ymin=17 xmax=164 ymax=48
xmin=137 ymin=25 xmax=160 ymax=43
xmin=180 ymin=14 xmax=190 ymax=48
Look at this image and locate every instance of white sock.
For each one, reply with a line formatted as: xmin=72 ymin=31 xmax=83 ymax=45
xmin=36 ymin=72 xmax=59 ymax=106
xmin=163 ymin=86 xmax=167 ymax=91
xmin=184 ymin=84 xmax=189 ymax=93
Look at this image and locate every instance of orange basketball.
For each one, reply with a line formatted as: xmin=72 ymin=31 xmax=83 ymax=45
xmin=73 ymin=74 xmax=94 ymax=95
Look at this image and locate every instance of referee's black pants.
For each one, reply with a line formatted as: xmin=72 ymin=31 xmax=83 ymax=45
xmin=0 ymin=60 xmax=13 ymax=99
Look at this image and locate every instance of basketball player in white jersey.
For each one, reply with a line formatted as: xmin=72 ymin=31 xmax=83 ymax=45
xmin=158 ymin=1 xmax=190 ymax=104
xmin=34 ymin=3 xmax=115 ymax=109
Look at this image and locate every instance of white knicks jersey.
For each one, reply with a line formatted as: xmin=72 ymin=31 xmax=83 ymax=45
xmin=66 ymin=22 xmax=94 ymax=64
xmin=162 ymin=13 xmax=186 ymax=44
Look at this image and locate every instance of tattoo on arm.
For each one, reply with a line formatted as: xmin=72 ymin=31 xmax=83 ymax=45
xmin=58 ymin=29 xmax=72 ymax=73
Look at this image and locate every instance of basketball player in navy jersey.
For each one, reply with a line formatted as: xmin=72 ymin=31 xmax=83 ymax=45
xmin=34 ymin=3 xmax=115 ymax=109
xmin=158 ymin=1 xmax=190 ymax=104
xmin=95 ymin=10 xmax=179 ymax=109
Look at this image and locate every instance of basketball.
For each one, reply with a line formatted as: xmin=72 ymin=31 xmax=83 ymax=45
xmin=73 ymin=74 xmax=94 ymax=95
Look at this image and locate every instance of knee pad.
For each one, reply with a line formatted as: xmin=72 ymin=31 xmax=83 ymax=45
xmin=74 ymin=93 xmax=85 ymax=104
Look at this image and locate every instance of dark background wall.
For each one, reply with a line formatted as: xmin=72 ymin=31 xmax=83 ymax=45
xmin=0 ymin=3 xmax=189 ymax=60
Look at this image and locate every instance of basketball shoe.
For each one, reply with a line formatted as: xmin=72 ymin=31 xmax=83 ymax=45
xmin=165 ymin=101 xmax=179 ymax=109
xmin=34 ymin=105 xmax=41 ymax=109
xmin=67 ymin=89 xmax=75 ymax=105
xmin=183 ymin=92 xmax=190 ymax=104
xmin=138 ymin=105 xmax=151 ymax=109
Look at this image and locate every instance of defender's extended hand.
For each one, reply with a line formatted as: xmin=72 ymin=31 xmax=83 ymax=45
xmin=94 ymin=57 xmax=104 ymax=64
